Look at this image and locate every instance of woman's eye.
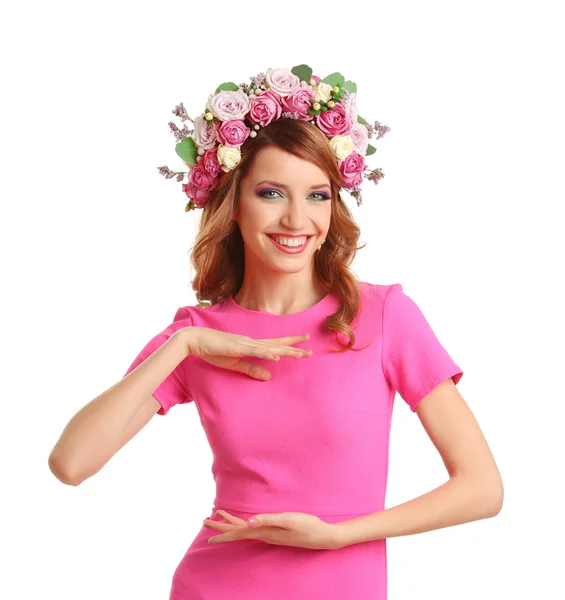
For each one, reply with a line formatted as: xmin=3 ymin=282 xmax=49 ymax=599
xmin=311 ymin=192 xmax=330 ymax=202
xmin=258 ymin=190 xmax=281 ymax=199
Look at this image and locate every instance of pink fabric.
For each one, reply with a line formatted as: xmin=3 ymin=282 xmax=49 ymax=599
xmin=122 ymin=282 xmax=463 ymax=599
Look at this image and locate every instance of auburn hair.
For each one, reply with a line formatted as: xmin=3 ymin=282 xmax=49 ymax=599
xmin=188 ymin=118 xmax=367 ymax=351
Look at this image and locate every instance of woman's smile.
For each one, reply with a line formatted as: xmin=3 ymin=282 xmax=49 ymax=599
xmin=266 ymin=233 xmax=314 ymax=254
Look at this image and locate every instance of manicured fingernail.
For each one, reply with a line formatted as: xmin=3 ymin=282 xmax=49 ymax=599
xmin=247 ymin=518 xmax=259 ymax=527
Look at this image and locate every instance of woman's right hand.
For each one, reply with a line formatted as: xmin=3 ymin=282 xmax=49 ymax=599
xmin=180 ymin=326 xmax=312 ymax=380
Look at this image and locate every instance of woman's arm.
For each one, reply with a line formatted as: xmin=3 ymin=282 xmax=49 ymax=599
xmin=334 ymin=378 xmax=504 ymax=546
xmin=48 ymin=328 xmax=192 ymax=487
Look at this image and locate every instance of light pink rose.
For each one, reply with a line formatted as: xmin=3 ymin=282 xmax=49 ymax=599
xmin=311 ymin=75 xmax=321 ymax=85
xmin=265 ymin=68 xmax=301 ymax=97
xmin=206 ymin=89 xmax=250 ymax=121
xmin=182 ymin=165 xmax=219 ymax=207
xmin=217 ymin=119 xmax=251 ymax=147
xmin=341 ymin=92 xmax=358 ymax=123
xmin=316 ymin=103 xmax=352 ymax=137
xmin=349 ymin=122 xmax=369 ymax=155
xmin=192 ymin=116 xmax=218 ymax=150
xmin=200 ymin=147 xmax=222 ymax=176
xmin=247 ymin=90 xmax=282 ymax=127
xmin=338 ymin=151 xmax=365 ymax=190
xmin=281 ymin=87 xmax=315 ymax=121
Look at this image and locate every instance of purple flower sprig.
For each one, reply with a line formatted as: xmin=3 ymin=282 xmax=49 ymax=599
xmin=366 ymin=121 xmax=390 ymax=141
xmin=350 ymin=188 xmax=363 ymax=207
xmin=348 ymin=167 xmax=386 ymax=207
xmin=172 ymin=102 xmax=193 ymax=123
xmin=250 ymin=72 xmax=266 ymax=87
xmin=168 ymin=121 xmax=193 ymax=142
xmin=157 ymin=166 xmax=189 ymax=182
xmin=365 ymin=167 xmax=385 ymax=185
xmin=281 ymin=111 xmax=302 ymax=120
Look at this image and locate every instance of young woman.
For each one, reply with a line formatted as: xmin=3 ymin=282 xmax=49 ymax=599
xmin=48 ymin=67 xmax=503 ymax=600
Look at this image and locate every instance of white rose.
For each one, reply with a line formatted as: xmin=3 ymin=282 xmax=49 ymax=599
xmin=216 ymin=144 xmax=241 ymax=171
xmin=329 ymin=135 xmax=354 ymax=161
xmin=314 ymin=82 xmax=333 ymax=103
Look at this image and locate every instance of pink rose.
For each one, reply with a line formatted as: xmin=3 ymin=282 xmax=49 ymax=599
xmin=193 ymin=116 xmax=218 ymax=150
xmin=349 ymin=122 xmax=369 ymax=155
xmin=217 ymin=119 xmax=251 ymax=147
xmin=281 ymin=87 xmax=315 ymax=121
xmin=247 ymin=90 xmax=282 ymax=127
xmin=316 ymin=103 xmax=352 ymax=137
xmin=182 ymin=165 xmax=219 ymax=207
xmin=311 ymin=75 xmax=321 ymax=85
xmin=206 ymin=89 xmax=250 ymax=121
xmin=338 ymin=152 xmax=365 ymax=190
xmin=200 ymin=147 xmax=222 ymax=176
xmin=265 ymin=68 xmax=301 ymax=97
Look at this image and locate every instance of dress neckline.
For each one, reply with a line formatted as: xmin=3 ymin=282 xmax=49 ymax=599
xmin=226 ymin=290 xmax=334 ymax=318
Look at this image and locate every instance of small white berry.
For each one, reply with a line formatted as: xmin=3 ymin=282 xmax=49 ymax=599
xmin=197 ymin=147 xmax=205 ymax=155
xmin=250 ymin=130 xmax=257 ymax=138
xmin=253 ymin=124 xmax=260 ymax=130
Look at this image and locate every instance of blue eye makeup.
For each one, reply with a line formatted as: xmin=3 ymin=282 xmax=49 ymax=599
xmin=256 ymin=188 xmax=331 ymax=202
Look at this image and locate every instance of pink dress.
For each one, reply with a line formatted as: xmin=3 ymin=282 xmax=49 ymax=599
xmin=122 ymin=281 xmax=463 ymax=599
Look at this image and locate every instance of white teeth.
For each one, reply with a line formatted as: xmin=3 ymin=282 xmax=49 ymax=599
xmin=272 ymin=236 xmax=307 ymax=247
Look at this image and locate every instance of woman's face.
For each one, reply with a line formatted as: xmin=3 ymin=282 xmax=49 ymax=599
xmin=235 ymin=145 xmax=332 ymax=275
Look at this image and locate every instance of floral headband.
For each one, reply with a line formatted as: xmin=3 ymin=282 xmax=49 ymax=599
xmin=157 ymin=64 xmax=390 ymax=212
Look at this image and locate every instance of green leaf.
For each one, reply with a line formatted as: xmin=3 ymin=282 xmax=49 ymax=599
xmin=307 ymin=107 xmax=320 ymax=116
xmin=342 ymin=80 xmax=357 ymax=94
xmin=176 ymin=137 xmax=198 ymax=165
xmin=215 ymin=82 xmax=240 ymax=93
xmin=321 ymin=72 xmax=345 ymax=87
xmin=357 ymin=115 xmax=369 ymax=125
xmin=291 ymin=64 xmax=313 ymax=84
xmin=365 ymin=144 xmax=376 ymax=156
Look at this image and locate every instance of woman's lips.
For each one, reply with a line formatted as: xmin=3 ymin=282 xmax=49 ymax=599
xmin=266 ymin=234 xmax=313 ymax=254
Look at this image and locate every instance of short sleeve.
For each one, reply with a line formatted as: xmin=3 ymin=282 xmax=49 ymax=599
xmin=122 ymin=307 xmax=194 ymax=416
xmin=382 ymin=283 xmax=464 ymax=412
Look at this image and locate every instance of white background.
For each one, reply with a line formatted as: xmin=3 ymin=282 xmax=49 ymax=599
xmin=2 ymin=0 xmax=564 ymax=598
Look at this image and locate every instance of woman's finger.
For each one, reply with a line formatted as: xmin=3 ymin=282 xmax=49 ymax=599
xmin=227 ymin=360 xmax=273 ymax=380
xmin=245 ymin=344 xmax=310 ymax=361
xmin=215 ymin=509 xmax=247 ymax=525
xmin=254 ymin=334 xmax=310 ymax=345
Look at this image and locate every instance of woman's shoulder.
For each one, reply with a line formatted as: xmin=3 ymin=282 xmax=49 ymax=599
xmin=358 ymin=280 xmax=400 ymax=303
xmin=171 ymin=298 xmax=227 ymax=324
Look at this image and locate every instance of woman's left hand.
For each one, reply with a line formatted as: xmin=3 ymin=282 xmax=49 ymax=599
xmin=204 ymin=509 xmax=346 ymax=550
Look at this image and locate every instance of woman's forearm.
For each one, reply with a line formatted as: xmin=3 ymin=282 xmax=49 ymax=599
xmin=334 ymin=474 xmax=503 ymax=547
xmin=48 ymin=329 xmax=191 ymax=486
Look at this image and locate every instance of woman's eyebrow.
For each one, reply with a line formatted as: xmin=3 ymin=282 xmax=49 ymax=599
xmin=255 ymin=179 xmax=331 ymax=190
